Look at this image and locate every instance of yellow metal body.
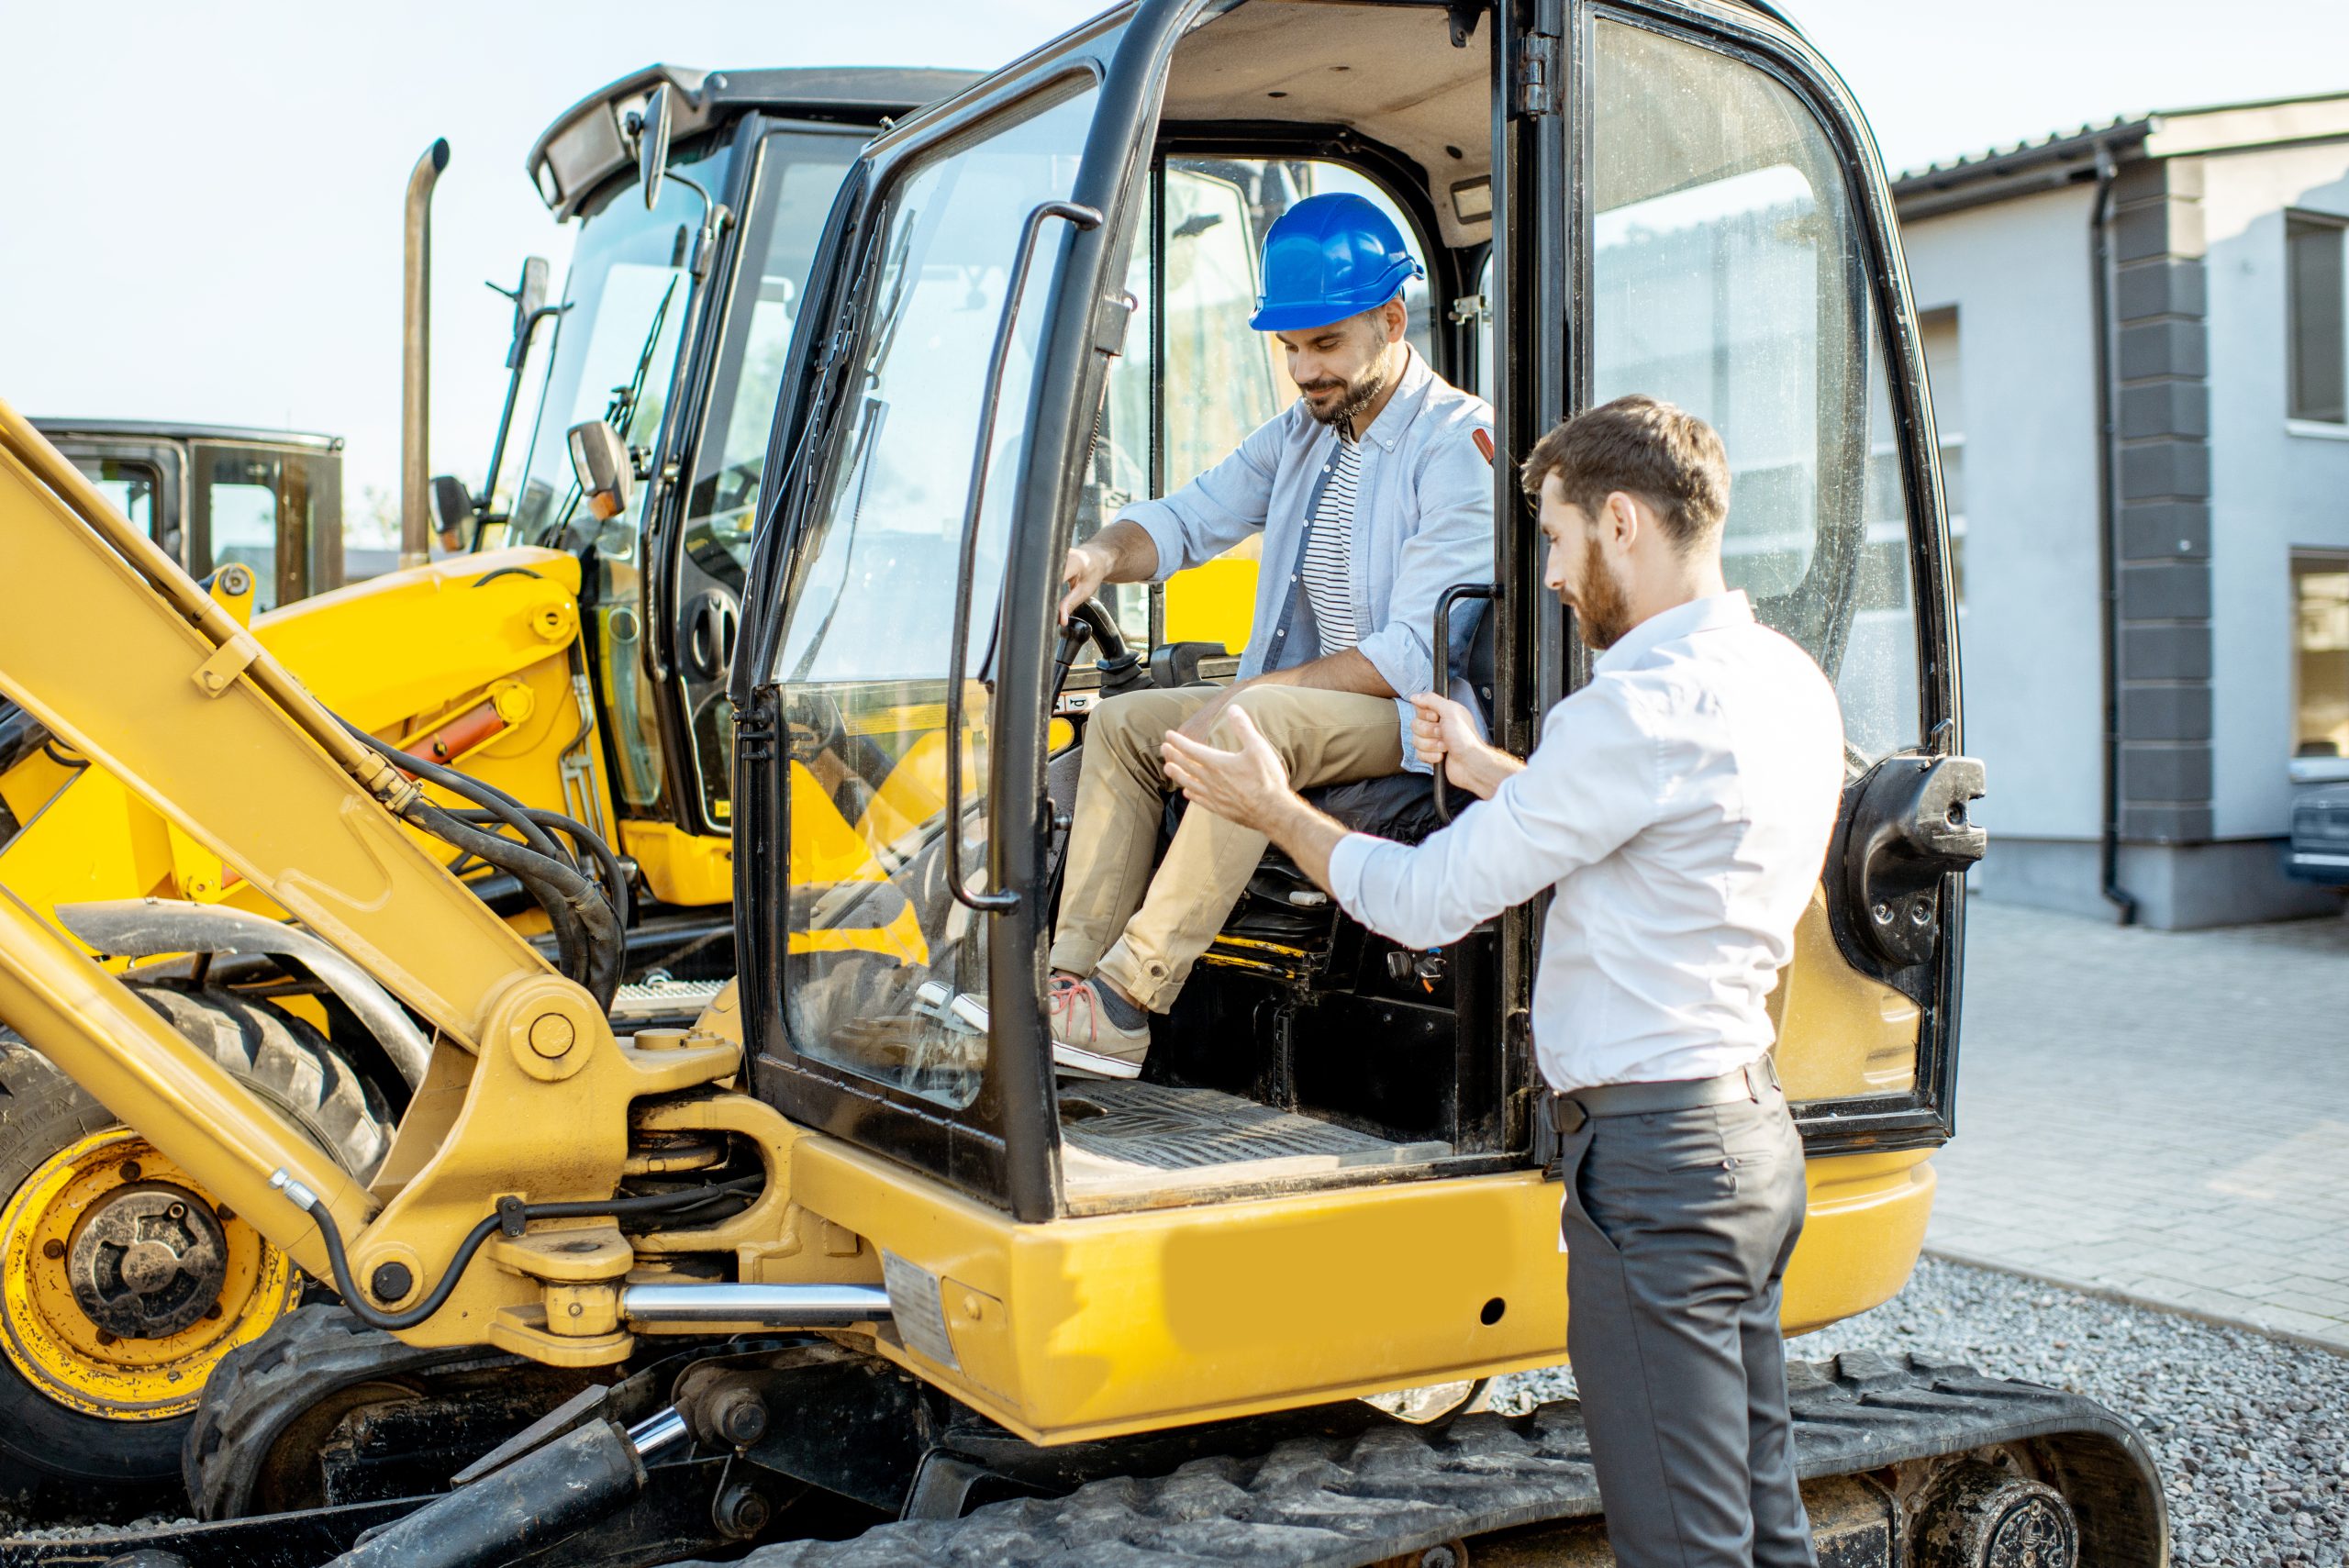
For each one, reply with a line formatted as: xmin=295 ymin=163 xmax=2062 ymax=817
xmin=0 ymin=401 xmax=1941 ymax=1447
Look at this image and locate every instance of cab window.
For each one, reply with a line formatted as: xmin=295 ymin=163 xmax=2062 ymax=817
xmin=1094 ymin=158 xmax=1434 ymax=657
xmin=1590 ymin=17 xmax=1921 ymax=763
xmin=511 ymin=134 xmax=734 ymax=813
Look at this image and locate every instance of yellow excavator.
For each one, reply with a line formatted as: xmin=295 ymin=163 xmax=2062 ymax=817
xmin=0 ymin=64 xmax=977 ymax=1511
xmin=0 ymin=3 xmax=2168 ymax=1565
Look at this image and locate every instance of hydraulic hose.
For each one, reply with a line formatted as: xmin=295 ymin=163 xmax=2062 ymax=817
xmin=270 ymin=1170 xmax=757 ymax=1332
xmin=453 ymin=805 xmax=631 ymax=931
xmin=335 ymin=716 xmax=625 ymax=1008
xmin=406 ymin=798 xmax=618 ymax=1008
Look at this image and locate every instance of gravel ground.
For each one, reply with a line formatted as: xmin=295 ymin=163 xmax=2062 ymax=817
xmin=1495 ymin=1255 xmax=2349 ymax=1566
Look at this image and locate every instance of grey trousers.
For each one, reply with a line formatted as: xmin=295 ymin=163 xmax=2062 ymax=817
xmin=1557 ymin=1083 xmax=1817 ymax=1568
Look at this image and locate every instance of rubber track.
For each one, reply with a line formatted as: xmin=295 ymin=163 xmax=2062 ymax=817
xmin=183 ymin=1305 xmax=518 ymax=1519
xmin=681 ymin=1353 xmax=2165 ymax=1568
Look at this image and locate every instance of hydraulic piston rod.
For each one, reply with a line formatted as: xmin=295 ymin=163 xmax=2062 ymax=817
xmin=618 ymin=1282 xmax=893 ymax=1327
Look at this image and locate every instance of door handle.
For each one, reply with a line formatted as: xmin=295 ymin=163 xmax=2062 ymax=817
xmin=685 ymin=591 xmax=739 ymax=682
xmin=941 ymin=198 xmax=1104 ymax=916
xmin=1832 ymin=751 xmax=1987 ymax=974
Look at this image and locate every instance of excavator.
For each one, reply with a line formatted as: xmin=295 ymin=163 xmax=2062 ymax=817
xmin=0 ymin=64 xmax=974 ymax=1513
xmin=0 ymin=2 xmax=2170 ymax=1564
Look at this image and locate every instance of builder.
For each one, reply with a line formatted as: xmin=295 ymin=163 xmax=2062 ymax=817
xmin=1163 ymin=396 xmax=1845 ymax=1568
xmin=1047 ymin=190 xmax=1494 ymax=1079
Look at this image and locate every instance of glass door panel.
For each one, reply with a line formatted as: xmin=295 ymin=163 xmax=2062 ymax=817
xmin=774 ymin=80 xmax=1099 ymax=1109
xmin=1590 ymin=16 xmax=1931 ymax=1106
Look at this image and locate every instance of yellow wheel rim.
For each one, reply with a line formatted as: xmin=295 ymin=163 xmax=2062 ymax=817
xmin=0 ymin=1125 xmax=296 ymax=1420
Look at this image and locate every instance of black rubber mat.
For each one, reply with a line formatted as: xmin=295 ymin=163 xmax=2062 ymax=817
xmin=1058 ymin=1081 xmax=1450 ymax=1174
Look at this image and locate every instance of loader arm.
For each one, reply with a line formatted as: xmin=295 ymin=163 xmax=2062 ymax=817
xmin=0 ymin=404 xmax=747 ymax=1357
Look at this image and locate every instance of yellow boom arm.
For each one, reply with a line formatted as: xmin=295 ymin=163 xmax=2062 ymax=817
xmin=0 ymin=403 xmax=747 ymax=1359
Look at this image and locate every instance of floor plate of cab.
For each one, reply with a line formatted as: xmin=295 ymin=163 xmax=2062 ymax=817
xmin=1058 ymin=1080 xmax=1451 ymax=1205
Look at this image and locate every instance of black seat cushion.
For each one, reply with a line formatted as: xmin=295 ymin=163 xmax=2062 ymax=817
xmin=1303 ymin=772 xmax=1444 ymax=846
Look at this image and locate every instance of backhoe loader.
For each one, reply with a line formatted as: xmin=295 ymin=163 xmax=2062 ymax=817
xmin=0 ymin=64 xmax=973 ymax=1513
xmin=0 ymin=3 xmax=2169 ymax=1564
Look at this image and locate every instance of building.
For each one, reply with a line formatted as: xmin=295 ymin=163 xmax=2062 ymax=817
xmin=1893 ymin=95 xmax=2349 ymax=927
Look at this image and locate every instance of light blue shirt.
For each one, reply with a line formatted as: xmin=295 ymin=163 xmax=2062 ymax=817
xmin=1122 ymin=347 xmax=1496 ymax=772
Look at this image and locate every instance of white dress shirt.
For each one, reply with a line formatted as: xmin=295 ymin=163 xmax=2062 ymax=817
xmin=1326 ymin=591 xmax=1845 ymax=1092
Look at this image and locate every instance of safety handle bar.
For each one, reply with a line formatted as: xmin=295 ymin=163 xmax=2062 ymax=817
xmin=943 ymin=198 xmax=1104 ymax=914
xmin=1431 ymin=583 xmax=1499 ymax=825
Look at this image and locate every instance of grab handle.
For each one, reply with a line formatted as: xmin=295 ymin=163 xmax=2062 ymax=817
xmin=943 ymin=199 xmax=1105 ymax=913
xmin=1431 ymin=583 xmax=1499 ymax=825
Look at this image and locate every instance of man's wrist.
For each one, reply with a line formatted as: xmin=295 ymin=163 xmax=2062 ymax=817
xmin=1257 ymin=789 xmax=1316 ymax=842
xmin=1462 ymin=743 xmax=1520 ymax=799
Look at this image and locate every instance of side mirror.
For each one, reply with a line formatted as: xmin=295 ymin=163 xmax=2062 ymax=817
xmin=636 ymin=85 xmax=673 ymax=213
xmin=567 ymin=421 xmax=634 ymax=522
xmin=429 ymin=474 xmax=473 ymax=549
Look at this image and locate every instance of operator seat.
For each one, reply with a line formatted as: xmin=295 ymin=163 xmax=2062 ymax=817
xmin=1208 ymin=592 xmax=1497 ymax=943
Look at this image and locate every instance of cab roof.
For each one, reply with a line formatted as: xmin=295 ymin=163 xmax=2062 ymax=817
xmin=32 ymin=418 xmax=343 ymax=452
xmin=527 ymin=63 xmax=981 ymax=222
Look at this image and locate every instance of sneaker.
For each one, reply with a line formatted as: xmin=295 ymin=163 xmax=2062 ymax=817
xmin=1047 ymin=976 xmax=1150 ymax=1080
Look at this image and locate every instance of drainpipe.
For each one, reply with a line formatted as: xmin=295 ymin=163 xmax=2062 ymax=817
xmin=2089 ymin=142 xmax=2139 ymax=924
xmin=400 ymin=139 xmax=451 ymax=570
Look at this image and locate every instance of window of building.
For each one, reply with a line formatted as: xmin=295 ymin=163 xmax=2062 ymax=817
xmin=2288 ymin=212 xmax=2346 ymax=425
xmin=2294 ymin=550 xmax=2349 ymax=767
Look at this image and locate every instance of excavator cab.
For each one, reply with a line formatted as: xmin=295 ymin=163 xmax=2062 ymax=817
xmin=740 ymin=0 xmax=1978 ymax=1246
xmin=31 ymin=421 xmax=345 ymax=610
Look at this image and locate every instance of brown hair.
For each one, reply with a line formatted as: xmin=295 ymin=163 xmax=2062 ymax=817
xmin=1519 ymin=395 xmax=1730 ymax=551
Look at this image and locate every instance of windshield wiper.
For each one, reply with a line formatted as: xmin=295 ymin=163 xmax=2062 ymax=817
xmin=547 ymin=272 xmax=684 ymax=547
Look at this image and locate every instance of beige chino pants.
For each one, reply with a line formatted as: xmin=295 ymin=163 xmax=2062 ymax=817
xmin=1049 ymin=684 xmax=1404 ymax=1012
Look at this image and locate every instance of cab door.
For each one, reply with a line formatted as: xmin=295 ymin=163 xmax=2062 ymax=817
xmin=1572 ymin=1 xmax=1980 ymax=1148
xmin=736 ymin=15 xmax=1154 ymax=1218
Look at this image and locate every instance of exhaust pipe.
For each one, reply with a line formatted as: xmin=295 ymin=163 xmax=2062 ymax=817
xmin=401 ymin=139 xmax=451 ymax=570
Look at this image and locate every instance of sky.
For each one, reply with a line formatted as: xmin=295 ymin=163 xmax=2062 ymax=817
xmin=9 ymin=0 xmax=2349 ymax=534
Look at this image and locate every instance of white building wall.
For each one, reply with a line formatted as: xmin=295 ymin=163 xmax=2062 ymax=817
xmin=1901 ymin=185 xmax=2103 ymax=841
xmin=2199 ymin=141 xmax=2349 ymax=840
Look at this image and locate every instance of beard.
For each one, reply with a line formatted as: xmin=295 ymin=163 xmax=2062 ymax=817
xmin=1298 ymin=351 xmax=1392 ymax=428
xmin=1569 ymin=532 xmax=1636 ymax=651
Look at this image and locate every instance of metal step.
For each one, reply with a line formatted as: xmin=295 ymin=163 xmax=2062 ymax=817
xmin=609 ymin=976 xmax=726 ymax=1024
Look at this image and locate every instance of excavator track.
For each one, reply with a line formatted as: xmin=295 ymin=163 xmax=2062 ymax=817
xmin=183 ymin=1305 xmax=543 ymax=1519
xmin=680 ymin=1352 xmax=2167 ymax=1568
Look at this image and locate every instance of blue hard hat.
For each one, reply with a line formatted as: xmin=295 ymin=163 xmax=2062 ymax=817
xmin=1249 ymin=192 xmax=1424 ymax=333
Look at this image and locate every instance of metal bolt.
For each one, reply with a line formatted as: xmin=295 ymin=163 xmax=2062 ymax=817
xmin=205 ymin=1302 xmax=223 ymax=1320
xmin=42 ymin=1239 xmax=64 ymax=1261
xmin=369 ymin=1261 xmax=415 ymax=1304
xmin=167 ymin=1202 xmax=186 ymax=1220
xmin=1420 ymin=1548 xmax=1459 ymax=1568
xmin=529 ymin=1013 xmax=578 ymax=1060
xmin=711 ymin=1481 xmax=769 ymax=1540
xmin=119 ymin=1162 xmax=142 ymax=1181
xmin=707 ymin=1385 xmax=769 ymax=1448
xmin=95 ymin=1329 xmax=117 ymax=1346
xmin=215 ymin=1207 xmax=234 ymax=1225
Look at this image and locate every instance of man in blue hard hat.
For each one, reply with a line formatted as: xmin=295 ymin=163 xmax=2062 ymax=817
xmin=1047 ymin=190 xmax=1495 ymax=1079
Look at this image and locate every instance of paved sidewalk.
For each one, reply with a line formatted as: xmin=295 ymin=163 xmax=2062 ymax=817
xmin=1925 ymin=898 xmax=2349 ymax=1351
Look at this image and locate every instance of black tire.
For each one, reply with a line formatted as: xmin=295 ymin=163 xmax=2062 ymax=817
xmin=0 ymin=986 xmax=393 ymax=1520
xmin=128 ymin=983 xmax=394 ymax=1182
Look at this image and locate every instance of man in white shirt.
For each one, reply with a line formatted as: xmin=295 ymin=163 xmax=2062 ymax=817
xmin=1163 ymin=395 xmax=1845 ymax=1568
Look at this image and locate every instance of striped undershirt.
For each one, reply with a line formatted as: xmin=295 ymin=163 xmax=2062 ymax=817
xmin=1300 ymin=424 xmax=1363 ymax=651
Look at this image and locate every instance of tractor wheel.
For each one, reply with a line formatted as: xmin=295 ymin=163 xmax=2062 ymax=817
xmin=0 ymin=984 xmax=393 ymax=1519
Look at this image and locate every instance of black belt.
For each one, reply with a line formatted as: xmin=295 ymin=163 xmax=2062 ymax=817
xmin=1534 ymin=1057 xmax=1780 ymax=1176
